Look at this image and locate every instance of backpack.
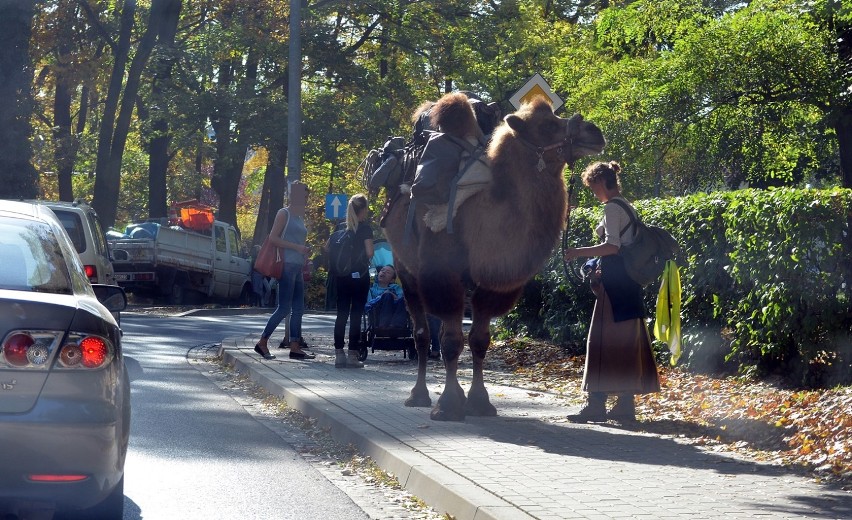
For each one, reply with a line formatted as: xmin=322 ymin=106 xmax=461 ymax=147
xmin=366 ymin=137 xmax=407 ymax=191
xmin=608 ymin=198 xmax=680 ymax=286
xmin=410 ymin=131 xmax=487 ymax=205
xmin=328 ymin=228 xmax=356 ymax=276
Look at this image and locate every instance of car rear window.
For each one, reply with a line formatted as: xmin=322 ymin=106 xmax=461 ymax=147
xmin=50 ymin=209 xmax=87 ymax=254
xmin=0 ymin=218 xmax=72 ymax=294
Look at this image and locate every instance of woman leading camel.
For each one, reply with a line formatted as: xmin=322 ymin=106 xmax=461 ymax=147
xmin=254 ymin=181 xmax=315 ymax=360
xmin=563 ymin=161 xmax=660 ymax=421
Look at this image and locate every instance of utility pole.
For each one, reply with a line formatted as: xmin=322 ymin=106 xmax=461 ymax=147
xmin=287 ymin=0 xmax=302 ymax=182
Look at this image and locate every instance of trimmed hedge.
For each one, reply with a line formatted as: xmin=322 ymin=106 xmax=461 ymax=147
xmin=501 ymin=188 xmax=852 ymax=388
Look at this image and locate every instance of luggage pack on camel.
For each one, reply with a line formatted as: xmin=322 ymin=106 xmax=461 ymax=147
xmin=363 ymin=93 xmax=503 ymax=233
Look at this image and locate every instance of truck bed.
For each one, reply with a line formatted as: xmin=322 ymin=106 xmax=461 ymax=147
xmin=110 ymin=225 xmax=213 ymax=274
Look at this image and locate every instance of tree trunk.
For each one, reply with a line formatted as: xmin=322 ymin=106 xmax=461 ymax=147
xmin=0 ymin=1 xmax=36 ymax=199
xmin=835 ymin=114 xmax=852 ymax=189
xmin=255 ymin=143 xmax=287 ymax=244
xmin=99 ymin=0 xmax=168 ymax=226
xmin=91 ymin=0 xmax=136 ymax=226
xmin=211 ymin=50 xmax=258 ymax=227
xmin=835 ymin=16 xmax=852 ymax=189
xmin=54 ymin=77 xmax=75 ymax=201
xmin=54 ymin=3 xmax=81 ymax=202
xmin=147 ymin=0 xmax=183 ymax=219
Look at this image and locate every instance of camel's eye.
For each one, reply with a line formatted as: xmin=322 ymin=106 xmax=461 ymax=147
xmin=540 ymin=120 xmax=561 ymax=137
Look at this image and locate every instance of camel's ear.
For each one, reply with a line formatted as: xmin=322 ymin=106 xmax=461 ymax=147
xmin=505 ymin=114 xmax=526 ymax=134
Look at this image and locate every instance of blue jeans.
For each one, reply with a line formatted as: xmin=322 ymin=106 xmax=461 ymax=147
xmin=261 ymin=263 xmax=304 ymax=342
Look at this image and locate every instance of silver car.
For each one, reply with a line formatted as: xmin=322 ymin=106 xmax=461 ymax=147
xmin=0 ymin=200 xmax=129 ymax=519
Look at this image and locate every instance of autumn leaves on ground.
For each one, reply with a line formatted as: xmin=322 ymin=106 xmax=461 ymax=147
xmin=488 ymin=338 xmax=852 ymax=491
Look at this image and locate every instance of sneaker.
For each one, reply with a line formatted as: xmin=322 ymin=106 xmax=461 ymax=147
xmin=335 ymin=349 xmax=347 ymax=368
xmin=346 ymin=349 xmax=364 ymax=368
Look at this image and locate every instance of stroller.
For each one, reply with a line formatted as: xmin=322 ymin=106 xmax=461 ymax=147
xmin=358 ymin=239 xmax=417 ymax=361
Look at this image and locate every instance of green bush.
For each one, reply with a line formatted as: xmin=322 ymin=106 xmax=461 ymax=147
xmin=503 ymin=188 xmax=852 ymax=388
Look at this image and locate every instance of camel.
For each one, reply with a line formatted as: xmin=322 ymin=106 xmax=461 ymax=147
xmin=382 ymin=92 xmax=606 ymax=421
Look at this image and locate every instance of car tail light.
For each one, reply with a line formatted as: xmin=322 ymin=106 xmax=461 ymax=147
xmin=1 ymin=331 xmax=114 ymax=370
xmin=27 ymin=474 xmax=89 ymax=482
xmin=3 ymin=333 xmax=34 ymax=366
xmin=84 ymin=264 xmax=97 ymax=281
xmin=1 ymin=332 xmax=60 ymax=368
xmin=80 ymin=336 xmax=108 ymax=368
xmin=57 ymin=334 xmax=113 ymax=369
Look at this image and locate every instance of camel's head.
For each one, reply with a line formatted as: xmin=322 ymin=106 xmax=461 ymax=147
xmin=504 ymin=99 xmax=606 ymax=170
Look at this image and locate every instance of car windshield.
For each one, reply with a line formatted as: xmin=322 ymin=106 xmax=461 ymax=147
xmin=0 ymin=217 xmax=72 ymax=294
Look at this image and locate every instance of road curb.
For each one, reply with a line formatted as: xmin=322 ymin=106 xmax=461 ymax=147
xmin=218 ymin=337 xmax=534 ymax=520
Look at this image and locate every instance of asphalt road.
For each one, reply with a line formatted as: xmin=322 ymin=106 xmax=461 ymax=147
xmin=118 ymin=312 xmax=370 ymax=520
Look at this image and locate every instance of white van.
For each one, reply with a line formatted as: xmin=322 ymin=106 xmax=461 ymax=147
xmin=39 ymin=200 xmax=116 ymax=285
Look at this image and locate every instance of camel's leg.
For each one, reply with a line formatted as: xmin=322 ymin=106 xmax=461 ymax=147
xmin=400 ymin=276 xmax=432 ymax=408
xmin=430 ymin=314 xmax=466 ymax=421
xmin=414 ymin=265 xmax=466 ymax=421
xmin=464 ymin=287 xmax=522 ymax=417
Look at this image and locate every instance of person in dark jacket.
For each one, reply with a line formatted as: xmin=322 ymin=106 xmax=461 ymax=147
xmin=328 ymin=194 xmax=374 ymax=368
xmin=563 ymin=161 xmax=660 ymax=421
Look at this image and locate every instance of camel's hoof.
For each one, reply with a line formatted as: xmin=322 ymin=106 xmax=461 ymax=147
xmin=405 ymin=389 xmax=432 ymax=408
xmin=465 ymin=401 xmax=498 ymax=417
xmin=465 ymin=387 xmax=497 ymax=416
xmin=430 ymin=406 xmax=466 ymax=422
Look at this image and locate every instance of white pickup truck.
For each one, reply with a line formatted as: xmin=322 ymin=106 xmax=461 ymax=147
xmin=108 ymin=219 xmax=252 ymax=304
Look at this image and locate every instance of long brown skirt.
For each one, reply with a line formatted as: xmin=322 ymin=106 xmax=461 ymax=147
xmin=582 ymin=289 xmax=661 ymax=394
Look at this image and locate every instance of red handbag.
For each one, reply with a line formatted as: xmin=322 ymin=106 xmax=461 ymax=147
xmin=254 ymin=237 xmax=283 ymax=279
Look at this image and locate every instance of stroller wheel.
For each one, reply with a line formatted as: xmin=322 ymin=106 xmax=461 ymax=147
xmin=358 ymin=346 xmax=368 ymax=362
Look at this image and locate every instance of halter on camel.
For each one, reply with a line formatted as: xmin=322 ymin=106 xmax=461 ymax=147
xmin=515 ymin=116 xmax=588 ymax=285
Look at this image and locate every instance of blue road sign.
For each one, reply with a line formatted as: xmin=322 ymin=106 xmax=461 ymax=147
xmin=325 ymin=193 xmax=348 ymax=220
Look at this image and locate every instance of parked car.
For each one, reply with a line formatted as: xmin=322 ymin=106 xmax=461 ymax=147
xmin=32 ymin=200 xmax=116 ymax=286
xmin=0 ymin=200 xmax=130 ymax=519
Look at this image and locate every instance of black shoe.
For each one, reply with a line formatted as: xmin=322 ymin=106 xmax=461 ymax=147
xmin=607 ymin=395 xmax=636 ymax=421
xmin=566 ymin=393 xmax=607 ymax=422
xmin=428 ymin=351 xmax=441 ymax=360
xmin=254 ymin=344 xmax=275 ymax=360
xmin=279 ymin=338 xmax=311 ymax=349
xmin=289 ymin=350 xmax=316 ymax=360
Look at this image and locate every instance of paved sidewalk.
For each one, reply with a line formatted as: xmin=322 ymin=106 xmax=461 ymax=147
xmin=219 ymin=334 xmax=851 ymax=520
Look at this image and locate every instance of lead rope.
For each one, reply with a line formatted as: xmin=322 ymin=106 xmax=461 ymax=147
xmin=561 ymin=170 xmax=585 ymax=285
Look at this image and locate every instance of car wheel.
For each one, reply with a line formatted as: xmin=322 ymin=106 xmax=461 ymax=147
xmin=169 ymin=283 xmax=185 ymax=305
xmin=57 ymin=476 xmax=124 ymax=520
xmin=238 ymin=284 xmax=253 ymax=306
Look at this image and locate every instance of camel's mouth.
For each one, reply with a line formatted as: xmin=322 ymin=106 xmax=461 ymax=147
xmin=562 ymin=116 xmax=606 ymax=165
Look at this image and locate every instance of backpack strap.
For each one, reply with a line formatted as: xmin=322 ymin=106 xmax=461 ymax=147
xmin=445 ymin=136 xmax=487 ymax=234
xmin=606 ymin=198 xmax=637 ymax=239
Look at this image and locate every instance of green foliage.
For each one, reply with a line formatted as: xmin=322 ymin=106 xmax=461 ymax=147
xmin=22 ymin=1 xmax=852 ymax=383
xmin=506 ymin=188 xmax=852 ymax=388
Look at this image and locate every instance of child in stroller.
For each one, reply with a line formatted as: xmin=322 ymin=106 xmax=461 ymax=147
xmin=361 ymin=265 xmax=416 ymax=359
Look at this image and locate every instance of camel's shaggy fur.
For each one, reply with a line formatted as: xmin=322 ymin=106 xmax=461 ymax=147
xmin=383 ymin=92 xmax=606 ymax=421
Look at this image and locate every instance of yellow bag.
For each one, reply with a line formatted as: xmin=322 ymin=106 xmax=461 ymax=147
xmin=654 ymin=260 xmax=682 ymax=365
